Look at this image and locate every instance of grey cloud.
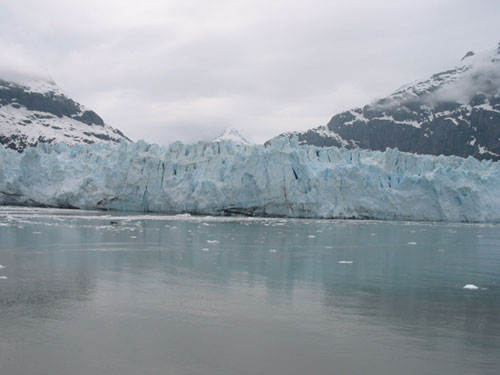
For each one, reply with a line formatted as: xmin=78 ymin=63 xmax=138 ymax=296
xmin=0 ymin=39 xmax=51 ymax=81
xmin=1 ymin=0 xmax=500 ymax=145
xmin=430 ymin=56 xmax=500 ymax=104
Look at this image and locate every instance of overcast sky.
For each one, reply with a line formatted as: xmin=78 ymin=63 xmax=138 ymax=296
xmin=1 ymin=0 xmax=499 ymax=144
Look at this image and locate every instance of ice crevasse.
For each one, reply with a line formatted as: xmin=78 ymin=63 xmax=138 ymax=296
xmin=0 ymin=136 xmax=499 ymax=223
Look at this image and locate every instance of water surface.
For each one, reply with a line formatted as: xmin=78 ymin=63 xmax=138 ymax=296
xmin=1 ymin=207 xmax=499 ymax=375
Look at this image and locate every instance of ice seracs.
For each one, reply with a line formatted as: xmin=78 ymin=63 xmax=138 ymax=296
xmin=1 ymin=136 xmax=500 ymax=223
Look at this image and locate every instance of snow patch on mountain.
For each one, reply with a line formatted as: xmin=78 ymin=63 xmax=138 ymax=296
xmin=385 ymin=44 xmax=500 ymax=111
xmin=0 ymin=76 xmax=130 ymax=151
xmin=212 ymin=128 xmax=252 ymax=145
xmin=273 ymin=43 xmax=500 ymax=161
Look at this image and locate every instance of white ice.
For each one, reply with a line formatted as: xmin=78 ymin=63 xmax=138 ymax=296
xmin=463 ymin=284 xmax=479 ymax=290
xmin=1 ymin=136 xmax=500 ymax=222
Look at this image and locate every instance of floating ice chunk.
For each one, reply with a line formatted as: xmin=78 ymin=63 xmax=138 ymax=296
xmin=130 ymin=236 xmax=137 ymax=239
xmin=33 ymin=231 xmax=41 ymax=234
xmin=0 ymin=265 xmax=4 ymax=269
xmin=0 ymin=276 xmax=7 ymax=279
xmin=207 ymin=240 xmax=220 ymax=244
xmin=202 ymin=248 xmax=209 ymax=251
xmin=407 ymin=242 xmax=417 ymax=245
xmin=338 ymin=260 xmax=353 ymax=264
xmin=308 ymin=235 xmax=316 ymax=238
xmin=269 ymin=249 xmax=277 ymax=253
xmin=463 ymin=284 xmax=479 ymax=290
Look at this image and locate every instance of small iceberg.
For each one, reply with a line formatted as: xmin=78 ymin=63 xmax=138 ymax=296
xmin=0 ymin=265 xmax=5 ymax=269
xmin=338 ymin=260 xmax=353 ymax=264
xmin=207 ymin=240 xmax=220 ymax=244
xmin=407 ymin=242 xmax=417 ymax=245
xmin=269 ymin=249 xmax=277 ymax=253
xmin=0 ymin=276 xmax=7 ymax=280
xmin=463 ymin=284 xmax=479 ymax=290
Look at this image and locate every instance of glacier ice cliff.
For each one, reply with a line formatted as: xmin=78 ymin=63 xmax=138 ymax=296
xmin=1 ymin=137 xmax=499 ymax=222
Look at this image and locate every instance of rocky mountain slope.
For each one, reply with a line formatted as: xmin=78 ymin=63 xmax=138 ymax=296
xmin=0 ymin=77 xmax=130 ymax=151
xmin=272 ymin=43 xmax=500 ymax=161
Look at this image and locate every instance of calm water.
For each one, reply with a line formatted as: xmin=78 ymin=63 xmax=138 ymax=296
xmin=0 ymin=207 xmax=499 ymax=375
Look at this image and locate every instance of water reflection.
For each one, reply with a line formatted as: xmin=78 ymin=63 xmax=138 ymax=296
xmin=1 ymin=207 xmax=499 ymax=375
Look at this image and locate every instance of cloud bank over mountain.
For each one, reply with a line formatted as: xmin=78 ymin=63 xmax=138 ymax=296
xmin=1 ymin=1 xmax=500 ymax=144
xmin=0 ymin=40 xmax=51 ymax=82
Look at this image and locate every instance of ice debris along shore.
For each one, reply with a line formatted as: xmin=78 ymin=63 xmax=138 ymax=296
xmin=1 ymin=137 xmax=500 ymax=222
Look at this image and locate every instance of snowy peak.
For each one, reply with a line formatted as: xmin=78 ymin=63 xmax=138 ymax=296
xmin=0 ymin=76 xmax=130 ymax=151
xmin=272 ymin=43 xmax=500 ymax=161
xmin=212 ymin=128 xmax=252 ymax=145
xmin=391 ymin=44 xmax=500 ymax=103
xmin=2 ymin=76 xmax=59 ymax=95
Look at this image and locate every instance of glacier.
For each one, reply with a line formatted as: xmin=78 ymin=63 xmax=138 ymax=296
xmin=1 ymin=137 xmax=500 ymax=223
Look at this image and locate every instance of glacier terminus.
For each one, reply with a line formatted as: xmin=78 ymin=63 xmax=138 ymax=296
xmin=1 ymin=137 xmax=499 ymax=223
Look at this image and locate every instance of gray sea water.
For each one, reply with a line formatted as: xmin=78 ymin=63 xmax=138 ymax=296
xmin=0 ymin=206 xmax=499 ymax=375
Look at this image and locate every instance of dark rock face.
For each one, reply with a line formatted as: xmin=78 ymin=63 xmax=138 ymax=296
xmin=0 ymin=78 xmax=130 ymax=151
xmin=0 ymin=79 xmax=105 ymax=126
xmin=272 ymin=45 xmax=500 ymax=161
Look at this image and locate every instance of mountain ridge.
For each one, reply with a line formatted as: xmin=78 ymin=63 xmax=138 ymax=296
xmin=211 ymin=128 xmax=252 ymax=145
xmin=270 ymin=43 xmax=500 ymax=161
xmin=0 ymin=76 xmax=130 ymax=151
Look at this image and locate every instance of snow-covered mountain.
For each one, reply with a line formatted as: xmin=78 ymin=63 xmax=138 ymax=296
xmin=211 ymin=128 xmax=252 ymax=145
xmin=1 ymin=137 xmax=499 ymax=223
xmin=271 ymin=43 xmax=500 ymax=161
xmin=0 ymin=76 xmax=130 ymax=151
